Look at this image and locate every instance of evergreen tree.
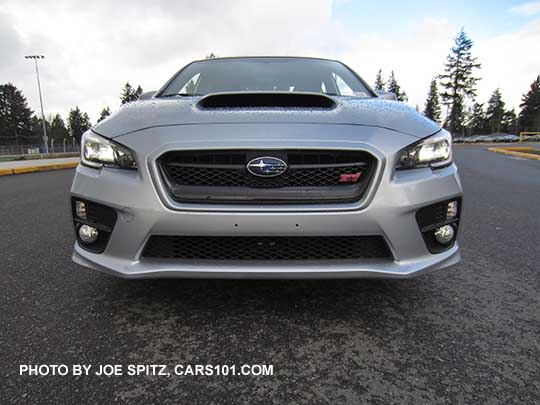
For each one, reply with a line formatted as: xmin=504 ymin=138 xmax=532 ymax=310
xmin=423 ymin=78 xmax=441 ymax=122
xmin=386 ymin=71 xmax=408 ymax=102
xmin=467 ymin=102 xmax=487 ymax=135
xmin=518 ymin=75 xmax=540 ymax=132
xmin=97 ymin=106 xmax=111 ymax=122
xmin=485 ymin=88 xmax=505 ymax=134
xmin=120 ymin=82 xmax=143 ymax=105
xmin=447 ymin=93 xmax=465 ymax=135
xmin=134 ymin=85 xmax=143 ymax=100
xmin=50 ymin=114 xmax=69 ymax=141
xmin=374 ymin=69 xmax=385 ymax=91
xmin=120 ymin=82 xmax=134 ymax=104
xmin=205 ymin=53 xmax=216 ymax=59
xmin=0 ymin=83 xmax=34 ymax=145
xmin=501 ymin=109 xmax=518 ymax=134
xmin=30 ymin=116 xmax=51 ymax=144
xmin=67 ymin=106 xmax=91 ymax=142
xmin=439 ymin=29 xmax=481 ymax=135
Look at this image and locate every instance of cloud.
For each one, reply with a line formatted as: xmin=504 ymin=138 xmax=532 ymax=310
xmin=1 ymin=0 xmax=337 ymax=121
xmin=510 ymin=1 xmax=540 ymax=16
xmin=0 ymin=0 xmax=538 ymax=124
xmin=476 ymin=18 xmax=540 ymax=110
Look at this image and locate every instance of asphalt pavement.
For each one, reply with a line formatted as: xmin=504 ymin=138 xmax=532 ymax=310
xmin=1 ymin=146 xmax=539 ymax=404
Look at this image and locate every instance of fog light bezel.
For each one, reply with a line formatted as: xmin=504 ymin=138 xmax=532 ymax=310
xmin=71 ymin=197 xmax=117 ymax=254
xmin=416 ymin=198 xmax=461 ymax=254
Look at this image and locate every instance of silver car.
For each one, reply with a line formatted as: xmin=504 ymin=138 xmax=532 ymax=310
xmin=71 ymin=56 xmax=462 ymax=279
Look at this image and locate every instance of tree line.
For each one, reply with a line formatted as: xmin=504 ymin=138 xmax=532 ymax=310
xmin=375 ymin=29 xmax=540 ymax=136
xmin=0 ymin=82 xmax=143 ymax=145
xmin=2 ymin=38 xmax=539 ymax=145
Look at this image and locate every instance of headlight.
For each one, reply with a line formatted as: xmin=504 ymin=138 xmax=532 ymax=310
xmin=81 ymin=131 xmax=137 ymax=169
xmin=396 ymin=131 xmax=452 ymax=170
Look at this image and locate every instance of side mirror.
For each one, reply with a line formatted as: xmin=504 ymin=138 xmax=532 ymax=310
xmin=139 ymin=91 xmax=157 ymax=100
xmin=376 ymin=90 xmax=397 ymax=101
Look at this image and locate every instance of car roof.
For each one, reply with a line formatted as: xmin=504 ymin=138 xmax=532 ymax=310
xmin=190 ymin=56 xmax=341 ymax=63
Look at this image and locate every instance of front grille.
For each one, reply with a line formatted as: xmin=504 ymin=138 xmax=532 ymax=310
xmin=164 ymin=163 xmax=368 ymax=188
xmin=158 ymin=149 xmax=376 ymax=204
xmin=142 ymin=236 xmax=392 ymax=261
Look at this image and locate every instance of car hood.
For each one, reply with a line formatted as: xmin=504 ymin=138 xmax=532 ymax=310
xmin=94 ymin=96 xmax=440 ymax=139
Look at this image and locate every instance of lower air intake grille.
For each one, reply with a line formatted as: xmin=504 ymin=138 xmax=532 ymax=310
xmin=142 ymin=236 xmax=392 ymax=261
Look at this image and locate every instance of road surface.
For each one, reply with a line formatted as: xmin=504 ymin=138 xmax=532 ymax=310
xmin=1 ymin=146 xmax=539 ymax=404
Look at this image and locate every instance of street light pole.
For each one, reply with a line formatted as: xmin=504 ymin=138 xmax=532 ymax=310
xmin=24 ymin=55 xmax=49 ymax=154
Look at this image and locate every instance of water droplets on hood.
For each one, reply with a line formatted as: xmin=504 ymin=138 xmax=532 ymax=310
xmin=94 ymin=97 xmax=440 ymax=139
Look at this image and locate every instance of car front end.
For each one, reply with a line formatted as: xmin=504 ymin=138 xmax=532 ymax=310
xmin=70 ymin=57 xmax=463 ymax=279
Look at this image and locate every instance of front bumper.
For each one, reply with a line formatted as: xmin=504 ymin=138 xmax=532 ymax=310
xmin=71 ymin=157 xmax=463 ymax=279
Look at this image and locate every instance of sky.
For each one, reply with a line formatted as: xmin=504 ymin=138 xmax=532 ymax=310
xmin=1 ymin=0 xmax=539 ymax=123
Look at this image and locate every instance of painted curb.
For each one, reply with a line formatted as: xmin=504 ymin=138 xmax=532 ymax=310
xmin=0 ymin=162 xmax=79 ymax=176
xmin=488 ymin=147 xmax=540 ymax=160
xmin=454 ymin=142 xmax=540 ymax=146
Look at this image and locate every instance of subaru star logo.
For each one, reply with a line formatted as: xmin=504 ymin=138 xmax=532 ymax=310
xmin=246 ymin=157 xmax=288 ymax=177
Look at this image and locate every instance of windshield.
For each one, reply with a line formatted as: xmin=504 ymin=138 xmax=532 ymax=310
xmin=159 ymin=58 xmax=373 ymax=98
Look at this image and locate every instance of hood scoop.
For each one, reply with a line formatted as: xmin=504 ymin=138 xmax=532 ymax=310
xmin=197 ymin=92 xmax=337 ymax=110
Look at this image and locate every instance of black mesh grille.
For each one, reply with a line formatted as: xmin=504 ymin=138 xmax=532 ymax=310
xmin=159 ymin=150 xmax=376 ymax=203
xmin=84 ymin=201 xmax=117 ymax=228
xmin=142 ymin=236 xmax=392 ymax=261
xmin=163 ymin=164 xmax=367 ymax=188
xmin=416 ymin=199 xmax=460 ymax=230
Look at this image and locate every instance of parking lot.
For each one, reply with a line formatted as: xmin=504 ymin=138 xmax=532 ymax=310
xmin=2 ymin=146 xmax=539 ymax=404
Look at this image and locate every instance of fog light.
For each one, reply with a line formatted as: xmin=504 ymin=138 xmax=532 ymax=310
xmin=75 ymin=200 xmax=87 ymax=220
xmin=434 ymin=225 xmax=454 ymax=245
xmin=79 ymin=224 xmax=98 ymax=244
xmin=447 ymin=200 xmax=458 ymax=220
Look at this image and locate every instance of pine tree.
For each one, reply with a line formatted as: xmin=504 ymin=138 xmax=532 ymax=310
xmin=518 ymin=75 xmax=540 ymax=132
xmin=50 ymin=114 xmax=69 ymax=141
xmin=501 ymin=109 xmax=517 ymax=134
xmin=439 ymin=29 xmax=481 ymax=135
xmin=120 ymin=82 xmax=133 ymax=105
xmin=467 ymin=103 xmax=487 ymax=135
xmin=134 ymin=85 xmax=143 ymax=100
xmin=97 ymin=106 xmax=111 ymax=122
xmin=30 ymin=116 xmax=51 ymax=144
xmin=423 ymin=78 xmax=441 ymax=122
xmin=120 ymin=82 xmax=144 ymax=105
xmin=447 ymin=93 xmax=465 ymax=135
xmin=374 ymin=69 xmax=385 ymax=91
xmin=67 ymin=106 xmax=91 ymax=142
xmin=485 ymin=88 xmax=505 ymax=134
xmin=205 ymin=53 xmax=216 ymax=59
xmin=386 ymin=71 xmax=408 ymax=102
xmin=0 ymin=83 xmax=34 ymax=145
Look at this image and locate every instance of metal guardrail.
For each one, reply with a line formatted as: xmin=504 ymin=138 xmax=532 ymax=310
xmin=0 ymin=142 xmax=80 ymax=156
